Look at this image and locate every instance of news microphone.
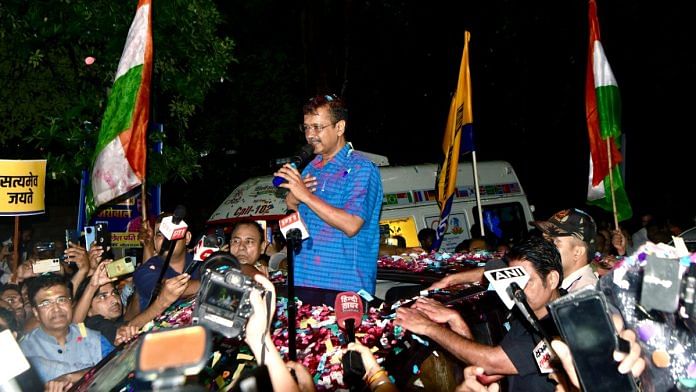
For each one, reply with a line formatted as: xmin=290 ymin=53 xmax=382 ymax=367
xmin=507 ymin=282 xmax=553 ymax=343
xmin=272 ymin=144 xmax=315 ymax=187
xmin=159 ymin=205 xmax=188 ymax=241
xmin=335 ymin=291 xmax=363 ymax=342
xmin=336 ymin=292 xmax=366 ymax=389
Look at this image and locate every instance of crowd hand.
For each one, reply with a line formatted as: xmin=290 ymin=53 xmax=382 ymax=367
xmin=550 ymin=314 xmax=645 ymax=391
xmin=395 ymin=306 xmax=437 ymax=336
xmin=243 ymin=274 xmax=276 ymax=350
xmin=412 ymin=298 xmax=457 ymax=323
xmin=343 ymin=341 xmax=380 ymax=380
xmin=219 ymin=243 xmax=230 ymax=252
xmin=115 ymin=324 xmax=140 ymax=345
xmin=455 ymin=367 xmax=500 ymax=392
xmin=157 ymin=273 xmax=191 ymax=307
xmin=64 ymin=243 xmax=89 ymax=271
xmin=45 ymin=375 xmax=73 ymax=392
xmin=138 ymin=221 xmax=154 ymax=246
xmin=17 ymin=260 xmax=37 ymax=280
xmin=427 ymin=273 xmax=457 ymax=291
xmin=90 ymin=261 xmax=116 ymax=288
xmin=611 ymin=229 xmax=627 ymax=256
xmin=286 ymin=361 xmax=317 ymax=392
xmin=88 ymin=245 xmax=104 ymax=271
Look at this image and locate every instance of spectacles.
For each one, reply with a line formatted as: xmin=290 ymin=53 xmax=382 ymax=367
xmin=299 ymin=123 xmax=335 ymax=134
xmin=36 ymin=296 xmax=72 ymax=309
xmin=231 ymin=238 xmax=259 ymax=248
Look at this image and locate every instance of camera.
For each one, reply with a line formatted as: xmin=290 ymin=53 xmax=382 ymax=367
xmin=194 ymin=267 xmax=261 ymax=339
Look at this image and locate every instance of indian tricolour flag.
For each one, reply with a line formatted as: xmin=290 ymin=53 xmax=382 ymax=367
xmin=87 ymin=0 xmax=152 ymax=216
xmin=585 ymin=0 xmax=632 ymax=221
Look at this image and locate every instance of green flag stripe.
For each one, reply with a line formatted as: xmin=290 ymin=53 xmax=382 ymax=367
xmin=595 ymin=85 xmax=621 ymax=140
xmin=93 ymin=65 xmax=144 ymax=155
xmin=587 ymin=166 xmax=632 ymax=222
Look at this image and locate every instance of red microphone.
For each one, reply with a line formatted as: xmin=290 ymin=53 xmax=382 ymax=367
xmin=335 ymin=291 xmax=363 ymax=343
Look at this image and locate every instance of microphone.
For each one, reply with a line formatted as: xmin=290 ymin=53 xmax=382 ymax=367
xmin=336 ymin=292 xmax=366 ymax=389
xmin=335 ymin=291 xmax=363 ymax=343
xmin=159 ymin=205 xmax=188 ymax=241
xmin=272 ymin=145 xmax=315 ymax=187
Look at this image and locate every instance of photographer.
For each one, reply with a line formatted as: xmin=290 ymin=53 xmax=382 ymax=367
xmin=240 ymin=273 xmax=303 ymax=392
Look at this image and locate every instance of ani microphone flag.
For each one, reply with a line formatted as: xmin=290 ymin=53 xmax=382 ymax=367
xmin=585 ymin=0 xmax=632 ymax=221
xmin=433 ymin=31 xmax=474 ymax=251
xmin=87 ymin=0 xmax=152 ymax=217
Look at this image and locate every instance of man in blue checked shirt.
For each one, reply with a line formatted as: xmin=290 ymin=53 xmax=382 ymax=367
xmin=274 ymin=94 xmax=383 ymax=306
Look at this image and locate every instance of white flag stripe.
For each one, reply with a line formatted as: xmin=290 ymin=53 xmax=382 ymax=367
xmin=115 ymin=4 xmax=150 ymax=80
xmin=587 ymin=155 xmax=606 ymax=201
xmin=91 ymin=138 xmax=141 ymax=205
xmin=592 ymin=41 xmax=618 ymax=88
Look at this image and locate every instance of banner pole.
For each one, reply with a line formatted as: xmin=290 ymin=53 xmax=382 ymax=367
xmin=472 ymin=151 xmax=484 ymax=237
xmin=12 ymin=216 xmax=19 ymax=276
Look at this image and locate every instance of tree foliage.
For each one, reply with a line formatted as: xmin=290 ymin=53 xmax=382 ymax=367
xmin=0 ymin=0 xmax=235 ymax=184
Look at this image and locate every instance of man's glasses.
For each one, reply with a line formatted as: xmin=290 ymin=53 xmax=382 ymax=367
xmin=36 ymin=296 xmax=72 ymax=309
xmin=299 ymin=123 xmax=335 ymax=134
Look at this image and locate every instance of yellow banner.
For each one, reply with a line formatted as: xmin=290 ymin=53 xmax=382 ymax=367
xmin=111 ymin=232 xmax=142 ymax=248
xmin=0 ymin=160 xmax=46 ymax=216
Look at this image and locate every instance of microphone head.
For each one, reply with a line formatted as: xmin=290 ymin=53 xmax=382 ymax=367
xmin=173 ymin=205 xmax=187 ymax=224
xmin=299 ymin=144 xmax=315 ymax=160
xmin=334 ymin=292 xmax=363 ymax=330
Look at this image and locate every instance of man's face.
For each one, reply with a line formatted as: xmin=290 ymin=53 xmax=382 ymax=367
xmin=230 ymin=224 xmax=265 ymax=265
xmin=0 ymin=289 xmax=26 ymax=322
xmin=89 ymin=283 xmax=122 ymax=320
xmin=154 ymin=222 xmax=189 ymax=258
xmin=32 ymin=284 xmax=73 ymax=333
xmin=545 ymin=234 xmax=581 ymax=274
xmin=303 ymin=106 xmax=344 ymax=158
xmin=509 ymin=259 xmax=557 ymax=318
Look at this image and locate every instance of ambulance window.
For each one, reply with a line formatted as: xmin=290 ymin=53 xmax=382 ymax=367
xmin=472 ymin=203 xmax=528 ymax=246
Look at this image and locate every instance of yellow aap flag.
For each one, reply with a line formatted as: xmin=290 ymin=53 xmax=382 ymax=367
xmin=0 ymin=160 xmax=47 ymax=216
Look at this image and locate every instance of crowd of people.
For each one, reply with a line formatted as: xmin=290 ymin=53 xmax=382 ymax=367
xmin=0 ymin=94 xmax=692 ymax=391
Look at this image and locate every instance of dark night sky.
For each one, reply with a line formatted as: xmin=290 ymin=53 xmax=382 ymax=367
xmin=205 ymin=0 xmax=695 ymax=230
xmin=284 ymin=0 xmax=696 ymax=227
xmin=7 ymin=0 xmax=693 ymax=236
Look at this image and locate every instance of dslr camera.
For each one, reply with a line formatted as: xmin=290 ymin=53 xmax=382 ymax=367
xmin=194 ymin=267 xmax=261 ymax=339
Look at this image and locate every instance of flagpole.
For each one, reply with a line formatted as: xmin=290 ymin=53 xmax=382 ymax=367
xmin=471 ymin=151 xmax=484 ymax=237
xmin=141 ymin=182 xmax=147 ymax=223
xmin=605 ymin=138 xmax=619 ymax=230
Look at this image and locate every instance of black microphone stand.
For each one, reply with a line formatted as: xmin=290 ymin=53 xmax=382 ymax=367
xmin=285 ymin=228 xmax=302 ymax=361
xmin=147 ymin=238 xmax=179 ymax=308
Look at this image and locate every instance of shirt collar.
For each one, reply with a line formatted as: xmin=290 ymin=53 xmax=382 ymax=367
xmin=312 ymin=143 xmax=351 ymax=169
xmin=561 ymin=264 xmax=594 ymax=290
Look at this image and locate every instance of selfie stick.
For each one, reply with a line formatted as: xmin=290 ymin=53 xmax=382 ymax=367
xmin=285 ymin=228 xmax=302 ymax=361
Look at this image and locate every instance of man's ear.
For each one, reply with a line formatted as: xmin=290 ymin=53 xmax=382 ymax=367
xmin=335 ymin=120 xmax=346 ymax=136
xmin=185 ymin=231 xmax=192 ymax=246
xmin=547 ymin=270 xmax=561 ymax=290
xmin=32 ymin=306 xmax=39 ymax=320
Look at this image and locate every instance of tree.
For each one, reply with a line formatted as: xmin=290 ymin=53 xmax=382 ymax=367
xmin=0 ymin=0 xmax=235 ymax=184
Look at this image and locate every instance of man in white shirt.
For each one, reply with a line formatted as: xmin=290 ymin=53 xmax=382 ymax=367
xmin=532 ymin=208 xmax=598 ymax=292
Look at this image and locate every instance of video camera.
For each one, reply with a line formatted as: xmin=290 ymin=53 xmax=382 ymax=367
xmin=194 ymin=259 xmax=262 ymax=340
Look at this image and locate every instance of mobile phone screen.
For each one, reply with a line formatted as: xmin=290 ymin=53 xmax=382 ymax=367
xmin=550 ymin=293 xmax=636 ymax=392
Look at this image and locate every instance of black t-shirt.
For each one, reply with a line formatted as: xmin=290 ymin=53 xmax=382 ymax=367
xmin=85 ymin=315 xmax=125 ymax=344
xmin=499 ymin=315 xmax=557 ymax=391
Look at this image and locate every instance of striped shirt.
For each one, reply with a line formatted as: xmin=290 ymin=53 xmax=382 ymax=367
xmin=296 ymin=144 xmax=383 ymax=294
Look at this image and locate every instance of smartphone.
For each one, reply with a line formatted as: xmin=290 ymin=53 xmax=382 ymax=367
xmin=32 ymin=258 xmax=61 ymax=274
xmin=106 ymin=256 xmax=136 ymax=279
xmin=84 ymin=226 xmax=96 ymax=251
xmin=95 ymin=223 xmax=114 ymax=259
xmin=548 ymin=289 xmax=637 ymax=392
